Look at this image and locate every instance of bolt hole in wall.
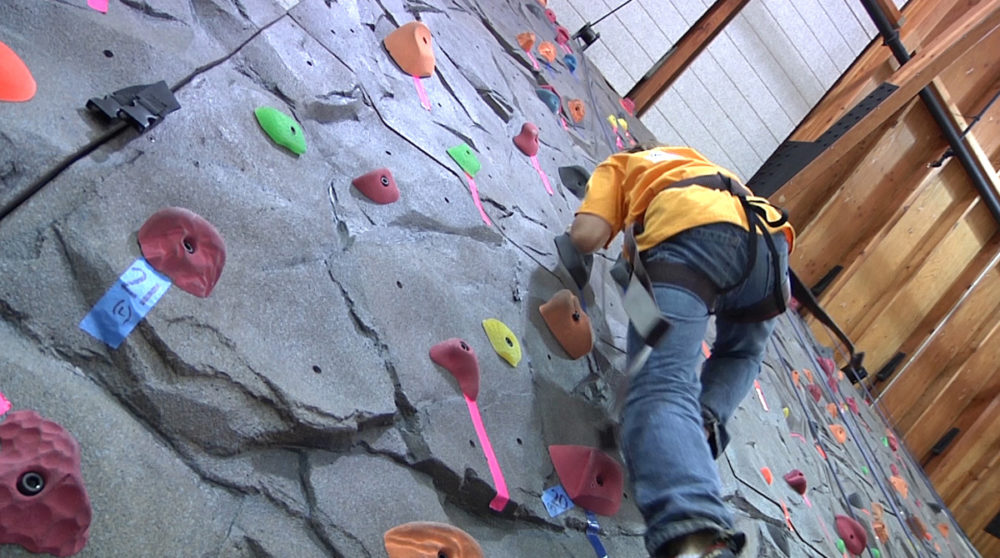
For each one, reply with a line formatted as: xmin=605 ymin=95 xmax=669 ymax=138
xmin=103 ymin=49 xmax=113 ymax=58
xmin=396 ymin=280 xmax=403 ymax=289
xmin=469 ymin=440 xmax=475 ymax=448
xmin=312 ymin=365 xmax=322 ymax=374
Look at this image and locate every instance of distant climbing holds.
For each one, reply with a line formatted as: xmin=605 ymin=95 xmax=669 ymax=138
xmin=783 ymin=469 xmax=806 ymax=495
xmin=481 ymin=319 xmax=521 ymax=367
xmin=516 ymin=32 xmax=536 ymax=52
xmin=557 ymin=165 xmax=589 ymax=199
xmin=937 ymin=522 xmax=949 ymax=538
xmin=835 ymin=515 xmax=867 ymax=555
xmin=429 ymin=339 xmax=480 ymax=400
xmin=86 ymin=80 xmax=179 ymax=132
xmin=563 ymin=54 xmax=578 ymax=73
xmin=138 ymin=207 xmax=226 ymax=297
xmin=886 ymin=431 xmax=898 ymax=452
xmin=826 ymin=402 xmax=838 ymax=419
xmin=818 ymin=356 xmax=836 ymax=377
xmin=872 ymin=502 xmax=889 ymax=543
xmin=540 ymin=290 xmax=593 ymax=359
xmin=513 ymin=122 xmax=540 ymax=156
xmin=535 ymin=88 xmax=560 ymax=114
xmin=846 ymin=397 xmax=859 ymax=415
xmin=907 ymin=515 xmax=929 ymax=541
xmin=760 ymin=467 xmax=773 ymax=485
xmin=568 ymin=99 xmax=585 ymax=123
xmin=0 ymin=410 xmax=92 ymax=557
xmin=807 ymin=384 xmax=822 ymax=403
xmin=791 ymin=370 xmax=800 ymax=386
xmin=890 ymin=474 xmax=908 ymax=499
xmin=0 ymin=40 xmax=36 ymax=102
xmin=352 ymin=168 xmax=400 ymax=204
xmin=620 ymin=98 xmax=635 ymax=116
xmin=538 ymin=41 xmax=557 ymax=63
xmin=384 ymin=522 xmax=483 ymax=558
xmin=782 ymin=407 xmax=789 ymax=418
xmin=383 ymin=21 xmax=435 ymax=77
xmin=254 ymin=106 xmax=307 ymax=155
xmin=548 ymin=445 xmax=623 ymax=516
xmin=545 ymin=8 xmax=557 ymax=23
xmin=830 ymin=424 xmax=847 ymax=444
xmin=889 ymin=463 xmax=899 ymax=476
xmin=447 ymin=143 xmax=481 ymax=177
xmin=836 ymin=539 xmax=846 ymax=554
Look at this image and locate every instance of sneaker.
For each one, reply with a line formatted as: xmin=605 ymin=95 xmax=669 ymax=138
xmin=655 ymin=531 xmax=745 ymax=558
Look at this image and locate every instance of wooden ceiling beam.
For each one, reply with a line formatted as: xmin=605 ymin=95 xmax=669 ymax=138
xmin=626 ymin=0 xmax=749 ymax=117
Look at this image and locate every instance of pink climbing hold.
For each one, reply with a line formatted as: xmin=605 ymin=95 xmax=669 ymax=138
xmin=890 ymin=463 xmax=899 ymax=476
xmin=783 ymin=469 xmax=807 ymax=495
xmin=835 ymin=515 xmax=868 ymax=555
xmin=554 ymin=26 xmax=570 ymax=47
xmin=620 ymin=98 xmax=635 ymax=117
xmin=352 ymin=168 xmax=400 ymax=204
xmin=545 ymin=8 xmax=557 ymax=23
xmin=548 ymin=445 xmax=624 ymax=516
xmin=513 ymin=122 xmax=540 ymax=157
xmin=429 ymin=339 xmax=480 ymax=401
xmin=846 ymin=397 xmax=859 ymax=415
xmin=807 ymin=384 xmax=822 ymax=403
xmin=87 ymin=0 xmax=108 ymax=13
xmin=818 ymin=356 xmax=836 ymax=377
xmin=0 ymin=391 xmax=10 ymax=416
xmin=887 ymin=431 xmax=899 ymax=452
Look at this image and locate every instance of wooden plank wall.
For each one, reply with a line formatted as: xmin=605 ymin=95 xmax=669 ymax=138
xmin=772 ymin=0 xmax=1000 ymax=553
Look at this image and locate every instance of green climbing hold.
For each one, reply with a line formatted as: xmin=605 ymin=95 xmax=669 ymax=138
xmin=254 ymin=106 xmax=306 ymax=155
xmin=871 ymin=549 xmax=881 ymax=558
xmin=447 ymin=143 xmax=480 ymax=177
xmin=882 ymin=436 xmax=889 ymax=447
xmin=836 ymin=539 xmax=846 ymax=553
xmin=862 ymin=465 xmax=870 ymax=475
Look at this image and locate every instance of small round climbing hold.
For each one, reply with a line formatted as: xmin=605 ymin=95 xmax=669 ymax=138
xmin=862 ymin=465 xmax=869 ymax=475
xmin=540 ymin=290 xmax=593 ymax=359
xmin=516 ymin=31 xmax=535 ymax=52
xmin=429 ymin=339 xmax=481 ymax=401
xmin=847 ymin=492 xmax=864 ymax=509
xmin=351 ymin=168 xmax=400 ymax=204
xmin=254 ymin=106 xmax=306 ymax=155
xmin=807 ymin=384 xmax=822 ymax=403
xmin=783 ymin=469 xmax=806 ymax=495
xmin=537 ymin=41 xmax=556 ymax=63
xmin=563 ymin=53 xmax=577 ymax=73
xmin=535 ymin=88 xmax=560 ymax=114
xmin=782 ymin=406 xmax=790 ymax=418
xmin=836 ymin=539 xmax=846 ymax=554
xmin=567 ymin=99 xmax=585 ymax=123
xmin=138 ymin=207 xmax=226 ymax=297
xmin=513 ymin=122 xmax=540 ymax=157
xmin=830 ymin=424 xmax=847 ymax=444
xmin=760 ymin=467 xmax=773 ymax=485
xmin=620 ymin=97 xmax=635 ymax=116
xmin=0 ymin=40 xmax=37 ymax=102
xmin=383 ymin=21 xmax=435 ymax=77
xmin=890 ymin=463 xmax=899 ymax=476
xmin=818 ymin=356 xmax=836 ymax=377
xmin=555 ymin=26 xmax=570 ymax=47
xmin=545 ymin=8 xmax=557 ymax=23
xmin=870 ymin=549 xmax=880 ymax=558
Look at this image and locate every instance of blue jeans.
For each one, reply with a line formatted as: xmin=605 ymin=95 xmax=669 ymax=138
xmin=622 ymin=223 xmax=789 ymax=555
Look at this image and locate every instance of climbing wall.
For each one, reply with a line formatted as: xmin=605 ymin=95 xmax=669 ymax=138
xmin=0 ymin=0 xmax=979 ymax=557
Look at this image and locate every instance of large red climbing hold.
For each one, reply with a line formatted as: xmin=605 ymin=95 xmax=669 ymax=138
xmin=835 ymin=515 xmax=867 ymax=555
xmin=0 ymin=410 xmax=92 ymax=557
xmin=352 ymin=168 xmax=400 ymax=204
xmin=548 ymin=445 xmax=623 ymax=516
xmin=807 ymin=384 xmax=822 ymax=403
xmin=384 ymin=521 xmax=484 ymax=558
xmin=783 ymin=469 xmax=807 ymax=495
xmin=429 ymin=338 xmax=480 ymax=401
xmin=138 ymin=207 xmax=226 ymax=297
xmin=540 ymin=290 xmax=593 ymax=359
xmin=384 ymin=21 xmax=435 ymax=77
xmin=513 ymin=122 xmax=540 ymax=157
xmin=0 ymin=40 xmax=37 ymax=102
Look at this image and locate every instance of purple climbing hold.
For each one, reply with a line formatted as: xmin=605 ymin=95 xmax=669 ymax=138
xmin=835 ymin=515 xmax=868 ymax=555
xmin=351 ymin=168 xmax=400 ymax=204
xmin=807 ymin=384 xmax=822 ymax=403
xmin=429 ymin=339 xmax=480 ymax=401
xmin=513 ymin=122 xmax=540 ymax=156
xmin=783 ymin=469 xmax=806 ymax=495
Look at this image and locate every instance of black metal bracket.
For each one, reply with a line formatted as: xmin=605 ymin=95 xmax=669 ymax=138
xmin=86 ymin=80 xmax=180 ymax=133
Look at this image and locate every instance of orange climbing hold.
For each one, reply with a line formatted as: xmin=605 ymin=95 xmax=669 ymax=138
xmin=516 ymin=32 xmax=535 ymax=52
xmin=830 ymin=424 xmax=847 ymax=444
xmin=384 ymin=21 xmax=435 ymax=77
xmin=792 ymin=370 xmax=800 ymax=387
xmin=803 ymin=369 xmax=814 ymax=384
xmin=0 ymin=40 xmax=36 ymax=102
xmin=540 ymin=290 xmax=593 ymax=359
xmin=537 ymin=41 xmax=557 ymax=63
xmin=826 ymin=402 xmax=838 ymax=419
xmin=760 ymin=467 xmax=773 ymax=485
xmin=890 ymin=474 xmax=909 ymax=500
xmin=872 ymin=503 xmax=890 ymax=544
xmin=384 ymin=522 xmax=484 ymax=558
xmin=567 ymin=99 xmax=585 ymax=123
xmin=938 ymin=522 xmax=949 ymax=538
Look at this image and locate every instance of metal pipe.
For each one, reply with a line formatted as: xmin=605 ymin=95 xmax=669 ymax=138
xmin=860 ymin=0 xmax=1000 ymax=224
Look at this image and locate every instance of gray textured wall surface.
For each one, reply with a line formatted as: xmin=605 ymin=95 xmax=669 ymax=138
xmin=0 ymin=1 xmax=977 ymax=557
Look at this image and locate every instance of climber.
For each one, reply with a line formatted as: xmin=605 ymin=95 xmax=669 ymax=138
xmin=556 ymin=145 xmax=795 ymax=558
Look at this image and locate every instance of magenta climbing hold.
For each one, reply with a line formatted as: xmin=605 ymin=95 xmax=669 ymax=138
xmin=513 ymin=122 xmax=540 ymax=156
xmin=0 ymin=410 xmax=92 ymax=557
xmin=138 ymin=207 xmax=226 ymax=297
xmin=835 ymin=515 xmax=867 ymax=555
xmin=807 ymin=384 xmax=822 ymax=403
xmin=87 ymin=0 xmax=108 ymax=13
xmin=548 ymin=445 xmax=623 ymax=516
xmin=352 ymin=168 xmax=400 ymax=204
xmin=545 ymin=8 xmax=557 ymax=23
xmin=554 ymin=26 xmax=570 ymax=47
xmin=429 ymin=338 xmax=480 ymax=401
xmin=783 ymin=469 xmax=806 ymax=495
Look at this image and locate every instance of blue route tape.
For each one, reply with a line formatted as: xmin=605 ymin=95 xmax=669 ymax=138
xmin=585 ymin=510 xmax=609 ymax=558
xmin=80 ymin=258 xmax=171 ymax=348
xmin=542 ymin=484 xmax=575 ymax=517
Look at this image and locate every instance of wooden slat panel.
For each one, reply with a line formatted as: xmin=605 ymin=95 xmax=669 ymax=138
xmin=854 ymin=202 xmax=998 ymax=368
xmin=880 ymin=265 xmax=1000 ymax=430
xmin=930 ymin=396 xmax=1000 ymax=515
xmin=938 ymin=25 xmax=1000 ymax=115
xmin=772 ymin=0 xmax=1000 ymax=232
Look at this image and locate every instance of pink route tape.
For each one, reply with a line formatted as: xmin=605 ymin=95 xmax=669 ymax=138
xmin=0 ymin=391 xmax=10 ymax=416
xmin=413 ymin=77 xmax=431 ymax=111
xmin=88 ymin=0 xmax=108 ymax=13
xmin=465 ymin=395 xmax=509 ymax=511
xmin=529 ymin=155 xmax=553 ymax=195
xmin=466 ymin=174 xmax=492 ymax=227
xmin=754 ymin=380 xmax=769 ymax=411
xmin=525 ymin=50 xmax=539 ymax=70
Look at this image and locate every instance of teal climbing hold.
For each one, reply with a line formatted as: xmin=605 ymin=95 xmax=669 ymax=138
xmin=535 ymin=88 xmax=560 ymax=114
xmin=254 ymin=106 xmax=306 ymax=155
xmin=563 ymin=54 xmax=577 ymax=73
xmin=447 ymin=143 xmax=481 ymax=177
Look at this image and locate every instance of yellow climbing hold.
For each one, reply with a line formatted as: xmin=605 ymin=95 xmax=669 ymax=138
xmin=482 ymin=318 xmax=522 ymax=367
xmin=617 ymin=117 xmax=628 ymax=132
xmin=606 ymin=115 xmax=618 ymax=130
xmin=782 ymin=407 xmax=790 ymax=418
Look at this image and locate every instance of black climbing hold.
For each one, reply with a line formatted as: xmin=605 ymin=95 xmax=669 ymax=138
xmin=557 ymin=165 xmax=589 ymax=199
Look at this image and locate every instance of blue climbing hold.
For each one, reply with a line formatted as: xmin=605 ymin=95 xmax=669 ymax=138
xmin=535 ymin=88 xmax=560 ymax=114
xmin=563 ymin=54 xmax=577 ymax=73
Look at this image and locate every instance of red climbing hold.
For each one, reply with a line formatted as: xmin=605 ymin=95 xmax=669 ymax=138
xmin=352 ymin=168 xmax=400 ymax=204
xmin=807 ymin=384 xmax=822 ymax=403
xmin=384 ymin=21 xmax=436 ymax=78
xmin=0 ymin=40 xmax=37 ymax=102
xmin=846 ymin=397 xmax=859 ymax=415
xmin=555 ymin=26 xmax=571 ymax=47
xmin=835 ymin=515 xmax=867 ymax=555
xmin=890 ymin=463 xmax=899 ymax=476
xmin=818 ymin=356 xmax=836 ymax=377
xmin=513 ymin=122 xmax=540 ymax=157
xmin=783 ymin=469 xmax=806 ymax=495
xmin=887 ymin=431 xmax=898 ymax=452
xmin=429 ymin=339 xmax=480 ymax=401
xmin=548 ymin=445 xmax=623 ymax=516
xmin=138 ymin=207 xmax=226 ymax=297
xmin=0 ymin=410 xmax=92 ymax=557
xmin=620 ymin=98 xmax=635 ymax=117
xmin=545 ymin=9 xmax=557 ymax=23
xmin=540 ymin=290 xmax=593 ymax=359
